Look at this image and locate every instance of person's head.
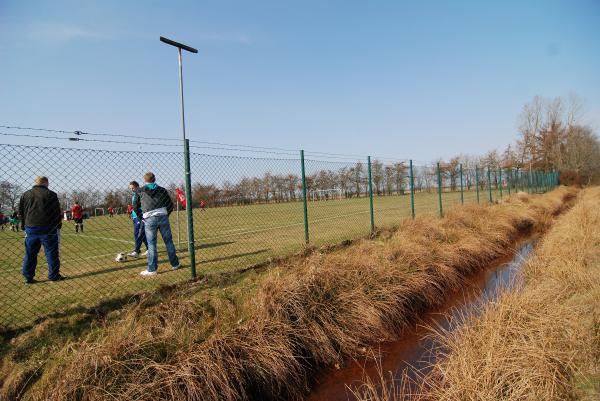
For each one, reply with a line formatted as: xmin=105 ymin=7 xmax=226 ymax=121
xmin=74 ymin=201 xmax=79 ymax=205
xmin=129 ymin=180 xmax=140 ymax=192
xmin=34 ymin=176 xmax=49 ymax=187
xmin=143 ymin=172 xmax=156 ymax=184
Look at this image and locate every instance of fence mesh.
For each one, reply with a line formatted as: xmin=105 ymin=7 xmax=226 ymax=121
xmin=0 ymin=143 xmax=558 ymax=329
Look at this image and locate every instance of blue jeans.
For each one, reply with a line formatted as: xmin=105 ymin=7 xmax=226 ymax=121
xmin=144 ymin=214 xmax=179 ymax=272
xmin=23 ymin=226 xmax=60 ymax=281
xmin=132 ymin=218 xmax=148 ymax=253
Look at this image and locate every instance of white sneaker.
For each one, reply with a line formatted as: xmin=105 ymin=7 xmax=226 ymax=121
xmin=172 ymin=264 xmax=181 ymax=271
xmin=127 ymin=251 xmax=140 ymax=258
xmin=139 ymin=270 xmax=157 ymax=276
xmin=142 ymin=250 xmax=148 ymax=256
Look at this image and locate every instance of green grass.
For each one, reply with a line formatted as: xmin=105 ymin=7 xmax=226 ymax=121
xmin=0 ymin=188 xmax=505 ymax=329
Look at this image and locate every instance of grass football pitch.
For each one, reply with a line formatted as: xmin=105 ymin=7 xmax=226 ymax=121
xmin=0 ymin=189 xmax=496 ymax=328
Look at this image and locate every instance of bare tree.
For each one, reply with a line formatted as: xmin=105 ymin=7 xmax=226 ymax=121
xmin=0 ymin=181 xmax=22 ymax=211
xmin=371 ymin=160 xmax=384 ymax=195
xmin=393 ymin=163 xmax=406 ymax=194
xmin=350 ymin=163 xmax=365 ymax=197
xmin=337 ymin=167 xmax=351 ymax=198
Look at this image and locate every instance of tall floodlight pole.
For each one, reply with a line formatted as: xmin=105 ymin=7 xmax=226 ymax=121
xmin=160 ymin=36 xmax=198 ymax=279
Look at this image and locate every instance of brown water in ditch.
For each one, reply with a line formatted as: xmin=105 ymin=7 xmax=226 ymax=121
xmin=306 ymin=240 xmax=535 ymax=401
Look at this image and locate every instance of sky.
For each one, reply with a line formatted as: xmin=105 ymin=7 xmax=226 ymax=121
xmin=0 ymin=0 xmax=599 ymax=162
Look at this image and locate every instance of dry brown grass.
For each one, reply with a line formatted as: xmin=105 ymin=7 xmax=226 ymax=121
xmin=405 ymin=186 xmax=600 ymax=401
xmin=4 ymin=187 xmax=576 ymax=401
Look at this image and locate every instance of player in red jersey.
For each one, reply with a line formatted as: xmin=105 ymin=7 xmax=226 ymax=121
xmin=71 ymin=201 xmax=84 ymax=233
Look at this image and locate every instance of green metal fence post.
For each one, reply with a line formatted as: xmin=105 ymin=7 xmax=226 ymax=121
xmin=499 ymin=168 xmax=503 ymax=199
xmin=300 ymin=150 xmax=309 ymax=244
xmin=528 ymin=170 xmax=532 ymax=194
xmin=487 ymin=166 xmax=493 ymax=203
xmin=437 ymin=162 xmax=443 ymax=217
xmin=409 ymin=159 xmax=415 ymax=219
xmin=183 ymin=139 xmax=197 ymax=279
xmin=543 ymin=171 xmax=546 ymax=192
xmin=507 ymin=168 xmax=511 ymax=196
xmin=367 ymin=156 xmax=375 ymax=234
xmin=459 ymin=163 xmax=464 ymax=204
xmin=475 ymin=165 xmax=480 ymax=204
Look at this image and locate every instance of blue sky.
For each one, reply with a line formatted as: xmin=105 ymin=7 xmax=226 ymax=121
xmin=0 ymin=0 xmax=599 ymax=161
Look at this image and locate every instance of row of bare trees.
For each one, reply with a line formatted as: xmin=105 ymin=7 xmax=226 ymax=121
xmin=190 ymin=162 xmax=408 ymax=207
xmin=431 ymin=95 xmax=599 ymax=188
xmin=510 ymin=95 xmax=599 ymax=184
xmin=2 ymin=95 xmax=597 ymax=213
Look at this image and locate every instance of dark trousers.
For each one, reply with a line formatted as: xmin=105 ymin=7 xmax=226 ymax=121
xmin=133 ymin=218 xmax=148 ymax=253
xmin=22 ymin=226 xmax=60 ymax=281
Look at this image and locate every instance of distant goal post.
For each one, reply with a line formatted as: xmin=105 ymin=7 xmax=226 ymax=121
xmin=310 ymin=188 xmax=343 ymax=201
xmin=94 ymin=208 xmax=105 ymax=217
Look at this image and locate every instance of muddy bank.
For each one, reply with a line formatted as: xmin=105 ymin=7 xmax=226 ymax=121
xmin=307 ymin=240 xmax=535 ymax=401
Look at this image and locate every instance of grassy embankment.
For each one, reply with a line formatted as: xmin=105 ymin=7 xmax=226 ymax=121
xmin=0 ymin=187 xmax=573 ymax=400
xmin=354 ymin=187 xmax=600 ymax=401
xmin=415 ymin=186 xmax=600 ymax=401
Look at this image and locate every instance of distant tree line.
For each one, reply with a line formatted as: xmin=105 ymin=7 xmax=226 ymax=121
xmin=2 ymin=95 xmax=598 ymax=213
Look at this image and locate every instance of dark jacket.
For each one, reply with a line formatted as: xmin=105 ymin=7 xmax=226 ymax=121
xmin=18 ymin=185 xmax=62 ymax=230
xmin=131 ymin=190 xmax=143 ymax=220
xmin=140 ymin=184 xmax=174 ymax=216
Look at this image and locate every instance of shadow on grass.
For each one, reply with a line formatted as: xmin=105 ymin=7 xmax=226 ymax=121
xmin=200 ymin=249 xmax=269 ymax=264
xmin=64 ymin=246 xmax=268 ymax=280
xmin=0 ymin=235 xmax=361 ymax=340
xmin=195 ymin=241 xmax=234 ymax=250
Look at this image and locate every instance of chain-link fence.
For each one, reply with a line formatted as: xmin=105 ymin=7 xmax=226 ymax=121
xmin=0 ymin=143 xmax=559 ymax=329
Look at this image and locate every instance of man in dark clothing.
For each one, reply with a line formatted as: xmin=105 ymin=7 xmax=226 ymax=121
xmin=139 ymin=172 xmax=180 ymax=276
xmin=18 ymin=176 xmax=65 ymax=283
xmin=127 ymin=181 xmax=148 ymax=258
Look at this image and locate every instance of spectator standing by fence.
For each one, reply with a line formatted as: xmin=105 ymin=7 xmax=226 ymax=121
xmin=71 ymin=201 xmax=84 ymax=233
xmin=127 ymin=181 xmax=148 ymax=258
xmin=18 ymin=176 xmax=65 ymax=283
xmin=139 ymin=172 xmax=180 ymax=276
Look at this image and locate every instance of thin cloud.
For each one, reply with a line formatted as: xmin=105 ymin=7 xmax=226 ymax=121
xmin=27 ymin=21 xmax=115 ymax=43
xmin=196 ymin=33 xmax=253 ymax=45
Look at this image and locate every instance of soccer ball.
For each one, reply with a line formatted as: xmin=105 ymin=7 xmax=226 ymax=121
xmin=115 ymin=253 xmax=127 ymax=262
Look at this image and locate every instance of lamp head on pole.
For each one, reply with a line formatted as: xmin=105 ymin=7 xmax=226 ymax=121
xmin=160 ymin=36 xmax=198 ymax=53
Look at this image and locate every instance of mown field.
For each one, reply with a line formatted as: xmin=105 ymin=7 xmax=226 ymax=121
xmin=0 ymin=188 xmax=503 ymax=328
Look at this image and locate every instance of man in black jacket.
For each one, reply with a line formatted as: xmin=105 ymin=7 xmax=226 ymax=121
xmin=139 ymin=172 xmax=180 ymax=276
xmin=18 ymin=176 xmax=65 ymax=283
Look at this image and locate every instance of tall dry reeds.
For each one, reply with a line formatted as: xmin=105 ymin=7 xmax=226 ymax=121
xmin=407 ymin=187 xmax=600 ymax=401
xmin=8 ymin=188 xmax=575 ymax=401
